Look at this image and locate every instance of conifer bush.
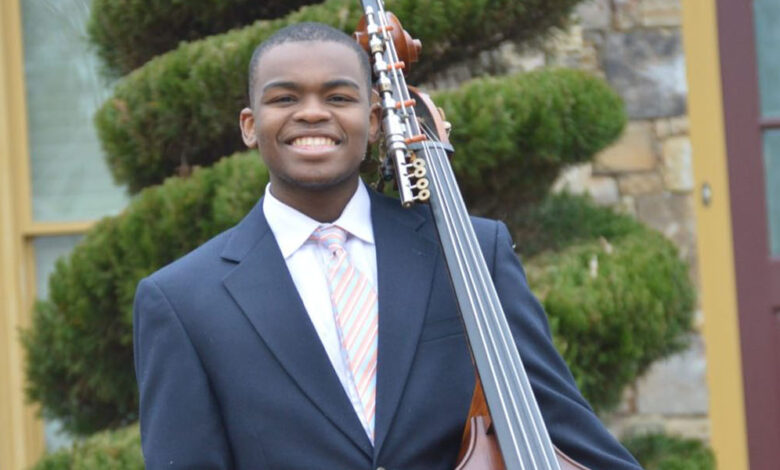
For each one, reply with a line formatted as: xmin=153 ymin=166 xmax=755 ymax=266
xmin=440 ymin=69 xmax=625 ymax=213
xmin=30 ymin=425 xmax=142 ymax=470
xmin=622 ymin=433 xmax=716 ymax=470
xmin=524 ymin=203 xmax=695 ymax=409
xmin=509 ymin=192 xmax=643 ymax=257
xmin=23 ymin=154 xmax=693 ymax=432
xmin=98 ymin=67 xmax=624 ymax=195
xmin=88 ymin=0 xmax=323 ymax=76
xmin=22 ymin=152 xmax=266 ymax=435
xmin=30 ymin=427 xmax=716 ymax=470
xmin=23 ymin=0 xmax=699 ymax=464
xmin=95 ymin=0 xmax=585 ymax=193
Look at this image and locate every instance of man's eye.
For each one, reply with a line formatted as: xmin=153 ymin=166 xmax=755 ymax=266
xmin=267 ymin=95 xmax=295 ymax=104
xmin=328 ymin=95 xmax=356 ymax=103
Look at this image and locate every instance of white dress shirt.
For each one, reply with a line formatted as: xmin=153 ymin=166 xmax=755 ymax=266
xmin=262 ymin=181 xmax=377 ymax=439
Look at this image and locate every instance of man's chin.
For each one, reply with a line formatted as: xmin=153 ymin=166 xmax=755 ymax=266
xmin=280 ymin=171 xmax=360 ymax=192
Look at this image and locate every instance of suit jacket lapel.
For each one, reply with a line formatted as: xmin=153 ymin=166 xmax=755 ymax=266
xmin=370 ymin=192 xmax=439 ymax=456
xmin=221 ymin=200 xmax=373 ymax=457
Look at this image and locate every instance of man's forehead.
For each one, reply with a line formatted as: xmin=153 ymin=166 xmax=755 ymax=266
xmin=254 ymin=40 xmax=364 ymax=83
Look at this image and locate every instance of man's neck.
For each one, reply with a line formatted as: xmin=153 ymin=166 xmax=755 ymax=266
xmin=268 ymin=178 xmax=360 ymax=223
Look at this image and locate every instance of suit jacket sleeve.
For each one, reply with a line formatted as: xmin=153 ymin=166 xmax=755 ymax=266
xmin=134 ymin=276 xmax=234 ymax=469
xmin=490 ymin=221 xmax=642 ymax=469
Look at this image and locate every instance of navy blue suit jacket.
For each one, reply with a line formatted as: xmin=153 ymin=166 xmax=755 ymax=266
xmin=133 ymin=189 xmax=641 ymax=469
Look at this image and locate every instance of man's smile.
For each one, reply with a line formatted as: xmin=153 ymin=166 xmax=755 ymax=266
xmin=288 ymin=135 xmax=340 ymax=148
xmin=284 ymin=134 xmax=343 ymax=157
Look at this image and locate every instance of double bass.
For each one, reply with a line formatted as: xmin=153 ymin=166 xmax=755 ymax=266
xmin=353 ymin=3 xmax=589 ymax=469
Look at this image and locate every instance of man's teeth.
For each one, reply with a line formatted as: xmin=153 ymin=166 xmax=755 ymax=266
xmin=291 ymin=136 xmax=336 ymax=147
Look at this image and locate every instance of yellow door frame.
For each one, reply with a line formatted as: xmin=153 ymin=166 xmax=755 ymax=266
xmin=681 ymin=0 xmax=749 ymax=468
xmin=2 ymin=1 xmax=96 ymax=468
xmin=1 ymin=0 xmax=45 ymax=467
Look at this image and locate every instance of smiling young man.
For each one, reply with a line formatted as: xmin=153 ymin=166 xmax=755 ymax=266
xmin=238 ymin=32 xmax=379 ymax=223
xmin=133 ymin=23 xmax=641 ymax=469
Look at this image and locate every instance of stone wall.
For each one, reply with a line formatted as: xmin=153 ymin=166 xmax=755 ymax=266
xmin=424 ymin=0 xmax=709 ymax=442
xmin=550 ymin=0 xmax=709 ymax=442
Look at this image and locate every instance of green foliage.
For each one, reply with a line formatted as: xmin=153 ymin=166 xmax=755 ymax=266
xmin=22 ymin=152 xmax=267 ymax=435
xmin=88 ymin=0 xmax=323 ymax=76
xmin=510 ymin=192 xmax=642 ymax=257
xmin=100 ymin=66 xmax=624 ymax=199
xmin=95 ymin=0 xmax=585 ymax=193
xmin=524 ymin=197 xmax=696 ymax=411
xmin=622 ymin=433 xmax=716 ymax=470
xmin=23 ymin=0 xmax=697 ymax=459
xmin=30 ymin=427 xmax=716 ymax=470
xmin=29 ymin=451 xmax=73 ymax=470
xmin=30 ymin=425 xmax=142 ymax=470
xmin=23 ymin=152 xmax=692 ymax=431
xmin=437 ymin=70 xmax=625 ymax=215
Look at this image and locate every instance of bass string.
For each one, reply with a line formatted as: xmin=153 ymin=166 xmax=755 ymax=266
xmin=415 ymin=128 xmax=529 ymax=460
xmin=417 ymin=122 xmax=560 ymax=470
xmin=368 ymin=2 xmax=559 ymax=468
xmin=419 ymin=122 xmax=559 ymax=469
xmin=421 ymin=142 xmax=556 ymax=470
xmin=422 ymin=139 xmax=528 ymax=466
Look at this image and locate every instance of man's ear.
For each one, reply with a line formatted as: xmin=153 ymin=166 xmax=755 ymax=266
xmin=368 ymin=90 xmax=382 ymax=144
xmin=239 ymin=108 xmax=258 ymax=148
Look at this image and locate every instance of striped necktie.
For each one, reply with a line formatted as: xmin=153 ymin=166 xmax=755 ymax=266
xmin=311 ymin=225 xmax=378 ymax=440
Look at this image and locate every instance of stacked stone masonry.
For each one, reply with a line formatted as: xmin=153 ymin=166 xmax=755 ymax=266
xmin=549 ymin=0 xmax=707 ymax=443
xmin=424 ymin=0 xmax=708 ymax=444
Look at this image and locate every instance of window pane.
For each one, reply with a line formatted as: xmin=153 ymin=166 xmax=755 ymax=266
xmin=33 ymin=235 xmax=81 ymax=299
xmin=32 ymin=235 xmax=82 ymax=451
xmin=22 ymin=0 xmax=128 ymax=222
xmin=754 ymin=0 xmax=780 ymax=117
xmin=763 ymin=130 xmax=780 ymax=257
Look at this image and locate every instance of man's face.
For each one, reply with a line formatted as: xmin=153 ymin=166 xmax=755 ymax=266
xmin=240 ymin=41 xmax=379 ymax=200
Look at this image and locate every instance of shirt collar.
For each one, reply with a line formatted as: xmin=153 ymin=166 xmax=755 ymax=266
xmin=262 ymin=180 xmax=374 ymax=259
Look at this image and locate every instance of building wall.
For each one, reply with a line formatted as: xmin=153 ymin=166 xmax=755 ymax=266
xmin=553 ymin=0 xmax=709 ymax=441
xmin=425 ymin=0 xmax=710 ymax=443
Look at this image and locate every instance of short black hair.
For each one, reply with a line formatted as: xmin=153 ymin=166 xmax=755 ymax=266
xmin=248 ymin=22 xmax=373 ymax=107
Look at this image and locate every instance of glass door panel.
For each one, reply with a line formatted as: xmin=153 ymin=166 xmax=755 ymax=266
xmin=32 ymin=235 xmax=82 ymax=452
xmin=754 ymin=0 xmax=780 ymax=118
xmin=21 ymin=0 xmax=127 ymax=222
xmin=763 ymin=131 xmax=780 ymax=257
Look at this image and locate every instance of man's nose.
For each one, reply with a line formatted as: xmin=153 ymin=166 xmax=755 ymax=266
xmin=293 ymin=96 xmax=330 ymax=122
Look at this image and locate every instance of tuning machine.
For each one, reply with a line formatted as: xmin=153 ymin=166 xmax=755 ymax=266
xmin=408 ymin=155 xmax=430 ymax=203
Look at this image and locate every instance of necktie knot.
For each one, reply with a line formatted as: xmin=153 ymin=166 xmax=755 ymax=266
xmin=311 ymin=225 xmax=347 ymax=255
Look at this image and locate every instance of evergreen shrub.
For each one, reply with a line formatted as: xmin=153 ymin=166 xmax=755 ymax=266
xmin=524 ymin=201 xmax=695 ymax=410
xmin=30 ymin=425 xmax=142 ymax=470
xmin=88 ymin=0 xmax=323 ymax=76
xmin=622 ymin=433 xmax=716 ymax=470
xmin=510 ymin=192 xmax=642 ymax=257
xmin=23 ymin=152 xmax=691 ymax=432
xmin=94 ymin=0 xmax=586 ymax=193
xmin=98 ymin=68 xmax=624 ymax=197
xmin=30 ymin=428 xmax=715 ymax=470
xmin=22 ymin=152 xmax=267 ymax=435
xmin=439 ymin=69 xmax=625 ymax=214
